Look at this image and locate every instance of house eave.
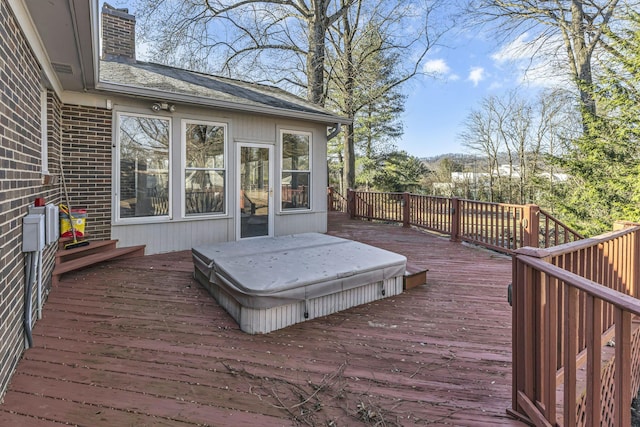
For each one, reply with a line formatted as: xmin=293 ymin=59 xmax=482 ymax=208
xmin=7 ymin=0 xmax=63 ymax=94
xmin=95 ymin=81 xmax=352 ymax=126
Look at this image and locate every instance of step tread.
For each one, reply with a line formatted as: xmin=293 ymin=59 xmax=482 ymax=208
xmin=56 ymin=240 xmax=118 ymax=258
xmin=53 ymin=245 xmax=145 ymax=275
xmin=405 ymin=262 xmax=429 ymax=276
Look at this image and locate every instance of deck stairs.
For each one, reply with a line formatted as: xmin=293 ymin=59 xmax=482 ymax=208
xmin=53 ymin=239 xmax=145 ymax=285
xmin=403 ymin=262 xmax=428 ymax=290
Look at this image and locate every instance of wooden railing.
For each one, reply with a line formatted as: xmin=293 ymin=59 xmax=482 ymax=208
xmin=327 ymin=187 xmax=347 ymax=212
xmin=539 ymin=208 xmax=583 ymax=248
xmin=338 ymin=189 xmax=582 ymax=254
xmin=511 ymin=223 xmax=640 ymax=426
xmin=282 ymin=184 xmax=308 ymax=209
xmin=330 ymin=188 xmax=640 ymax=424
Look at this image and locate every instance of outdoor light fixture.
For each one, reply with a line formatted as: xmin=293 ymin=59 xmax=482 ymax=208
xmin=151 ymin=102 xmax=176 ymax=113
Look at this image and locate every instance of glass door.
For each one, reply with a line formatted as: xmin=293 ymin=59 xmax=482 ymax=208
xmin=238 ymin=144 xmax=273 ymax=239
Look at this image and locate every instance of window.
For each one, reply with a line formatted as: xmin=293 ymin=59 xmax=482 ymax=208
xmin=281 ymin=130 xmax=311 ymax=210
xmin=117 ymin=113 xmax=170 ymax=219
xmin=184 ymin=121 xmax=226 ymax=215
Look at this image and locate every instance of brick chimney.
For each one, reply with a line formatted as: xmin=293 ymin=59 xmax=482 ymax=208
xmin=101 ymin=3 xmax=136 ymax=61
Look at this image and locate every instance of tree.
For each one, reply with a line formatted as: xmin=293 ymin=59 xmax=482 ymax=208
xmin=459 ymin=96 xmax=503 ymax=201
xmin=459 ymin=90 xmax=579 ymax=204
xmin=361 ymin=151 xmax=428 ymax=193
xmin=551 ymin=10 xmax=640 ymax=235
xmin=349 ymin=25 xmax=405 ymax=160
xmin=136 ymin=0 xmax=358 ymax=105
xmin=324 ymin=0 xmax=442 ymax=193
xmin=467 ymin=0 xmax=629 ymax=126
xmin=326 ymin=17 xmax=408 ymax=193
xmin=136 ymin=0 xmax=446 ymax=194
xmin=530 ymin=88 xmax=581 ymax=207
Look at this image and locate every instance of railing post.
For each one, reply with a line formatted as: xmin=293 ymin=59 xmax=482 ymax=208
xmin=614 ymin=309 xmax=632 ymax=427
xmin=347 ymin=188 xmax=355 ymax=219
xmin=402 ymin=192 xmax=410 ymax=228
xmin=523 ymin=204 xmax=540 ymax=248
xmin=614 ymin=221 xmax=640 ymax=299
xmin=327 ymin=187 xmax=334 ymax=212
xmin=450 ymin=197 xmax=460 ymax=242
xmin=636 ymin=228 xmax=640 ymax=299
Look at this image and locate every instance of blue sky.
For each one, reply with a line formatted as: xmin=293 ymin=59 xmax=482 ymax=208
xmin=401 ymin=31 xmax=550 ymax=158
xmin=108 ymin=1 xmax=555 ymax=160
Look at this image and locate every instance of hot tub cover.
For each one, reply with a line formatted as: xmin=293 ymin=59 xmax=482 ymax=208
xmin=192 ymin=233 xmax=406 ymax=309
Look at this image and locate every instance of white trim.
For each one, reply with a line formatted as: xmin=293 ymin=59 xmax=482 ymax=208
xmin=181 ymin=119 xmax=229 ymax=219
xmin=91 ymin=0 xmax=100 ymax=90
xmin=40 ymin=87 xmax=48 ymax=174
xmin=60 ymin=90 xmax=110 ymax=108
xmin=236 ymin=142 xmax=274 ymax=240
xmin=279 ymin=129 xmax=312 ymax=213
xmin=113 ymin=111 xmax=172 ymax=224
xmin=7 ymin=0 xmax=63 ymax=95
xmin=95 ymin=80 xmax=349 ymax=125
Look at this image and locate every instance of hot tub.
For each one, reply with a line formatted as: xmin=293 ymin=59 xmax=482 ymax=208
xmin=192 ymin=233 xmax=406 ymax=334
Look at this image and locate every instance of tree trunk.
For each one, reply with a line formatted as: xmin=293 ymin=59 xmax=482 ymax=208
xmin=570 ymin=1 xmax=596 ymax=122
xmin=307 ymin=2 xmax=328 ymax=106
xmin=341 ymin=1 xmax=356 ymax=193
xmin=343 ymin=123 xmax=355 ymax=193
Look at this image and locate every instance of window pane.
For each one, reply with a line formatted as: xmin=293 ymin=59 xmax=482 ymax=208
xmin=186 ymin=124 xmax=224 ymax=169
xmin=119 ymin=115 xmax=170 ymax=218
xmin=281 ymin=172 xmax=309 ymax=209
xmin=282 ymin=133 xmax=309 ymax=170
xmin=185 ymin=170 xmax=225 ymax=214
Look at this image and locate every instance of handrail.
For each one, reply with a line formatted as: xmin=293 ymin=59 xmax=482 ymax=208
xmin=333 ymin=188 xmax=639 ymax=425
xmin=520 ymin=226 xmax=636 ymax=258
xmin=327 ymin=187 xmax=347 ymax=212
xmin=518 ymin=256 xmax=640 ymax=315
xmin=343 ymin=189 xmax=583 ymax=253
xmin=512 ymin=225 xmax=640 ymax=426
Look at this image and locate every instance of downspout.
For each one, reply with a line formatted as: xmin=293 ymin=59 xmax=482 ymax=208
xmin=327 ymin=123 xmax=342 ymax=140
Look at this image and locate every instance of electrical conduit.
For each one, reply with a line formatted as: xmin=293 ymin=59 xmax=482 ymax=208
xmin=24 ymin=252 xmax=35 ymax=348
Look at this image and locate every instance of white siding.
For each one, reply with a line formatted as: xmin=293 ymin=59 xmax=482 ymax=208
xmin=112 ymin=218 xmax=234 ymax=254
xmin=106 ymin=96 xmax=332 ymax=253
xmin=274 ymin=212 xmax=327 ymax=235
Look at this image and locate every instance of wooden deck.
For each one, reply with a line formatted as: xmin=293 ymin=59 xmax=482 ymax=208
xmin=0 ymin=213 xmax=524 ymax=426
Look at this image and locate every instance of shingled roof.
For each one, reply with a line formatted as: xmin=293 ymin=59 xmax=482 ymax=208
xmin=99 ymin=58 xmax=346 ymax=125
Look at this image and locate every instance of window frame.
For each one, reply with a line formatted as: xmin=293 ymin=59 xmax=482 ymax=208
xmin=279 ymin=129 xmax=312 ymax=212
xmin=181 ymin=119 xmax=228 ymax=218
xmin=114 ymin=111 xmax=172 ymax=224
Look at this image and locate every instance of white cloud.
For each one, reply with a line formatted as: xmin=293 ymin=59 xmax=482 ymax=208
xmin=467 ymin=67 xmax=485 ymax=86
xmin=491 ymin=32 xmax=571 ymax=88
xmin=423 ymin=59 xmax=451 ymax=76
xmin=491 ymin=33 xmax=537 ymax=63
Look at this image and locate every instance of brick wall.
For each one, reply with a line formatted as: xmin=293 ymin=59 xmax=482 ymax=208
xmin=61 ymin=105 xmax=112 ymax=240
xmin=101 ymin=3 xmax=135 ymax=61
xmin=0 ymin=1 xmax=59 ymax=399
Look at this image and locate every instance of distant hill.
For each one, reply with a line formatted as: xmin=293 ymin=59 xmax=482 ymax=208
xmin=420 ymin=152 xmax=513 ymax=168
xmin=420 ymin=153 xmax=474 ymax=163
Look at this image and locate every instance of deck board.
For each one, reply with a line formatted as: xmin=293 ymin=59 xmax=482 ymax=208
xmin=0 ymin=213 xmax=524 ymax=426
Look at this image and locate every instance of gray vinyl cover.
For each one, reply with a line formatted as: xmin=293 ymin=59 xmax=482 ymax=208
xmin=192 ymin=233 xmax=406 ymax=309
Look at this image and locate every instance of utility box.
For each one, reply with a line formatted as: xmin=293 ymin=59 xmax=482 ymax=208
xmin=29 ymin=204 xmax=59 ymax=245
xmin=23 ymin=214 xmax=45 ymax=252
